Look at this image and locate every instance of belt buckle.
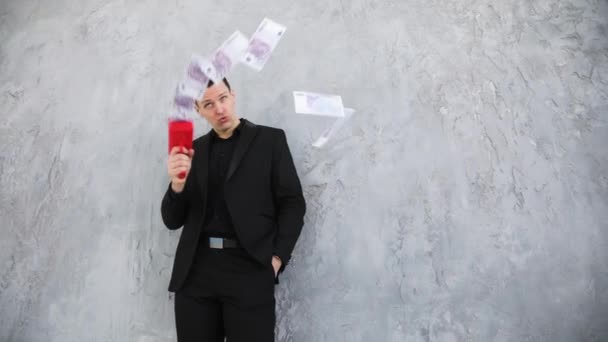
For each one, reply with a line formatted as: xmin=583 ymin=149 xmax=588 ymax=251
xmin=209 ymin=237 xmax=223 ymax=249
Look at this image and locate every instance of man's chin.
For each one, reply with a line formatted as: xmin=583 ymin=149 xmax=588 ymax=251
xmin=214 ymin=120 xmax=230 ymax=132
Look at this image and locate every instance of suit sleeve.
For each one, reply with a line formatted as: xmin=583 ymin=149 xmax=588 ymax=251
xmin=271 ymin=129 xmax=306 ymax=273
xmin=160 ymin=146 xmax=198 ymax=230
xmin=160 ymin=182 xmax=190 ymax=230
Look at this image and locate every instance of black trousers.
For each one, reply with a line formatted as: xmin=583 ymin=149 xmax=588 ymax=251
xmin=174 ymin=246 xmax=276 ymax=342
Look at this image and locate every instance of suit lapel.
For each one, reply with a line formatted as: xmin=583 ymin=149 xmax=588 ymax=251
xmin=197 ymin=133 xmax=212 ymax=202
xmin=226 ymin=119 xmax=258 ymax=181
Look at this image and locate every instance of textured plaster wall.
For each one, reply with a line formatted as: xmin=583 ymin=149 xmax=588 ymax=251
xmin=1 ymin=0 xmax=607 ymax=341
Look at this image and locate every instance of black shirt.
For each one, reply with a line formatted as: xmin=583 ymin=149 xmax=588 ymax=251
xmin=201 ymin=123 xmax=242 ymax=239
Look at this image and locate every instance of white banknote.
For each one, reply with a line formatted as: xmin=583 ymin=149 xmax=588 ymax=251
xmin=186 ymin=54 xmax=213 ymax=92
xmin=293 ymin=91 xmax=345 ymax=117
xmin=242 ymin=18 xmax=286 ymax=71
xmin=173 ymin=81 xmax=201 ymax=116
xmin=312 ymin=108 xmax=355 ymax=148
xmin=211 ymin=30 xmax=249 ymax=81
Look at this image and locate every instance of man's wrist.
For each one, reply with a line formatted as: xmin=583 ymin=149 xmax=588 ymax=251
xmin=170 ymin=182 xmax=185 ymax=194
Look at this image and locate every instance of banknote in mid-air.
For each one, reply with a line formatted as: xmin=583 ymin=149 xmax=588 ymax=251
xmin=186 ymin=54 xmax=213 ymax=90
xmin=312 ymin=108 xmax=355 ymax=148
xmin=211 ymin=31 xmax=249 ymax=81
xmin=242 ymin=18 xmax=286 ymax=71
xmin=173 ymin=81 xmax=202 ymax=115
xmin=182 ymin=54 xmax=214 ymax=105
xmin=293 ymin=91 xmax=345 ymax=117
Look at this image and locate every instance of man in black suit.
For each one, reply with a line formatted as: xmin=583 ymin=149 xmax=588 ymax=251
xmin=161 ymin=77 xmax=306 ymax=342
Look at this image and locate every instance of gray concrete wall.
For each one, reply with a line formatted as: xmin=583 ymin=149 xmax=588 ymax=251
xmin=1 ymin=0 xmax=607 ymax=341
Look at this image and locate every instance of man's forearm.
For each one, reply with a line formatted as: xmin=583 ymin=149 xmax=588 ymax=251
xmin=161 ymin=183 xmax=188 ymax=230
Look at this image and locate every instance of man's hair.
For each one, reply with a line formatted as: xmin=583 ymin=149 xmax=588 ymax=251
xmin=194 ymin=77 xmax=231 ymax=110
xmin=207 ymin=77 xmax=231 ymax=91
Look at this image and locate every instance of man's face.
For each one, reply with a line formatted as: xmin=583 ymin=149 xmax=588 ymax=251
xmin=195 ymin=81 xmax=238 ymax=133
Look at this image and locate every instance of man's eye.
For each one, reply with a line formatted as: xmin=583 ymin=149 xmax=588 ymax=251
xmin=204 ymin=103 xmax=212 ymax=109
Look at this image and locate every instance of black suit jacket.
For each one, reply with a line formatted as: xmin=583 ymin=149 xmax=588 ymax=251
xmin=161 ymin=119 xmax=306 ymax=292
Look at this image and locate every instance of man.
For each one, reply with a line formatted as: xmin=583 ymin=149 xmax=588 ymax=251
xmin=161 ymin=77 xmax=306 ymax=342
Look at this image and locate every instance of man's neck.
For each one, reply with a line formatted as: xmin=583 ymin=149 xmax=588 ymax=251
xmin=215 ymin=118 xmax=241 ymax=139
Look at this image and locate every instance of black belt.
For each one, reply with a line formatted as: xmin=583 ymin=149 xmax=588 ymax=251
xmin=204 ymin=237 xmax=242 ymax=249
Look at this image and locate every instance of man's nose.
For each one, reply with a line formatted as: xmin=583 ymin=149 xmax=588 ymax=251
xmin=216 ymin=103 xmax=224 ymax=114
